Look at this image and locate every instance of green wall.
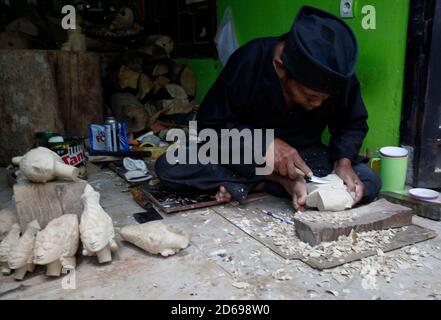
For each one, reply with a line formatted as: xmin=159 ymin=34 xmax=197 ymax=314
xmin=180 ymin=0 xmax=410 ymax=155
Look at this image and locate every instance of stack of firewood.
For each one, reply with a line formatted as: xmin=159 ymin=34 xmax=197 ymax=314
xmin=107 ymin=35 xmax=197 ymax=134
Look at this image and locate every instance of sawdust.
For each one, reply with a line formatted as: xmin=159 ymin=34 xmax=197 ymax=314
xmin=271 ymin=269 xmax=293 ymax=281
xmin=231 ymin=281 xmax=250 ymax=289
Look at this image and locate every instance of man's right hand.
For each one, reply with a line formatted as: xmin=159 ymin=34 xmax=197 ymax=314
xmin=265 ymin=138 xmax=312 ymax=179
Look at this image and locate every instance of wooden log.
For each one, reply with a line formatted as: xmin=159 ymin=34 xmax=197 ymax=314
xmin=137 ymin=73 xmax=153 ymax=100
xmin=171 ymin=64 xmax=196 ymax=98
xmin=293 ymin=199 xmax=413 ymax=246
xmin=140 ymin=44 xmax=169 ymax=64
xmin=155 ymin=99 xmax=192 ymax=116
xmin=118 ymin=65 xmax=140 ymax=90
xmin=13 ymin=180 xmax=87 ymax=229
xmin=110 ymin=93 xmax=148 ymax=133
xmin=147 ymin=35 xmax=174 ymax=55
xmin=155 ymin=84 xmax=188 ymax=100
xmin=151 ymin=63 xmax=169 ymax=77
xmin=151 ymin=75 xmax=171 ymax=95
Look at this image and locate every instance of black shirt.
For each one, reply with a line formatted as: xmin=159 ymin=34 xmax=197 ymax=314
xmin=197 ymin=37 xmax=368 ymax=176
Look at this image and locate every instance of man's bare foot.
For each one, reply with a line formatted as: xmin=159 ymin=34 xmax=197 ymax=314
xmin=281 ymin=177 xmax=307 ymax=212
xmin=216 ymin=186 xmax=232 ymax=203
xmin=267 ymin=174 xmax=307 ymax=212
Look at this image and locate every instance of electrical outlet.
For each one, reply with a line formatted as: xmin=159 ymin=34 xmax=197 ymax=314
xmin=340 ymin=0 xmax=354 ymax=18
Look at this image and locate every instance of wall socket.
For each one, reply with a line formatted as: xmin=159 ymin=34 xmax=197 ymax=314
xmin=340 ymin=0 xmax=354 ymax=18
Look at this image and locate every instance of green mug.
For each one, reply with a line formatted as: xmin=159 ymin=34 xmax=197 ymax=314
xmin=379 ymin=147 xmax=408 ymax=193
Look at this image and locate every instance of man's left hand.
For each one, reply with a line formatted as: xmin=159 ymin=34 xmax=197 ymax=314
xmin=334 ymin=158 xmax=364 ymax=205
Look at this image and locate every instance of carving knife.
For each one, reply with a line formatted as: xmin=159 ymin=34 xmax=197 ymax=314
xmin=295 ymin=168 xmax=330 ymax=184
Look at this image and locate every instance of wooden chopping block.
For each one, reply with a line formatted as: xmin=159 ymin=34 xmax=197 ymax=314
xmin=13 ymin=180 xmax=87 ymax=229
xmin=293 ymin=199 xmax=413 ymax=246
xmin=380 ymin=191 xmax=441 ymax=221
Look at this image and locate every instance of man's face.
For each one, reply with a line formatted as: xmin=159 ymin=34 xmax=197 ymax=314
xmin=281 ymin=77 xmax=330 ymax=111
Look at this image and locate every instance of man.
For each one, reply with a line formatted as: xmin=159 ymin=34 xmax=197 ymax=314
xmin=156 ymin=6 xmax=381 ymax=211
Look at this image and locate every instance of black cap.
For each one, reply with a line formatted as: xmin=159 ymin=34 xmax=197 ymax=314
xmin=282 ymin=6 xmax=358 ymax=93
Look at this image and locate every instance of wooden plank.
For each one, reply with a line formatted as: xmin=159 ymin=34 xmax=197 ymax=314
xmin=49 ymin=51 xmax=104 ymax=136
xmin=0 ymin=50 xmax=64 ymax=165
xmin=13 ymin=180 xmax=87 ymax=229
xmin=212 ymin=196 xmax=436 ymax=270
xmin=0 ymin=50 xmax=104 ymax=165
xmin=304 ymin=224 xmax=437 ymax=270
xmin=212 ymin=198 xmax=303 ymax=261
xmin=293 ymin=199 xmax=413 ymax=246
xmin=381 ymin=191 xmax=441 ymax=221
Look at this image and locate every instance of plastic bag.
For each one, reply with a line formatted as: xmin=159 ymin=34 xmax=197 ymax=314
xmin=214 ymin=6 xmax=238 ymax=66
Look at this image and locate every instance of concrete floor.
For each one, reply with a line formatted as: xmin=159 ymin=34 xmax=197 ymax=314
xmin=1 ymin=165 xmax=441 ymax=300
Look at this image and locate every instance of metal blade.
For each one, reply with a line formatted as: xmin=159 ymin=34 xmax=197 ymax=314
xmin=308 ymin=176 xmax=331 ymax=184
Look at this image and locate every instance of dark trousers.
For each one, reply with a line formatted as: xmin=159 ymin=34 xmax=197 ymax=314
xmin=155 ymin=144 xmax=381 ymax=204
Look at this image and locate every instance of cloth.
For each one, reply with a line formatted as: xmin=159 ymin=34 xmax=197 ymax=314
xmin=123 ymin=157 xmax=152 ymax=183
xmin=282 ymin=6 xmax=358 ymax=93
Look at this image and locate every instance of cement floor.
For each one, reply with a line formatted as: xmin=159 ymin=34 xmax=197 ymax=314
xmin=1 ymin=165 xmax=441 ymax=300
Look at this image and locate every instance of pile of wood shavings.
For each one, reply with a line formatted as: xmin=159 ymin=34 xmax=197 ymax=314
xmin=323 ymin=244 xmax=433 ymax=291
xmin=257 ymin=214 xmax=410 ymax=261
xmin=295 ymin=210 xmax=360 ymax=225
xmin=224 ymin=208 xmax=436 ymax=295
xmin=301 ymin=228 xmax=405 ymax=260
xmin=259 ymin=221 xmax=300 ymax=256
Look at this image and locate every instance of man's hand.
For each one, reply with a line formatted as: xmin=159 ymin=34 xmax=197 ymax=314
xmin=265 ymin=138 xmax=312 ymax=179
xmin=334 ymin=158 xmax=364 ymax=205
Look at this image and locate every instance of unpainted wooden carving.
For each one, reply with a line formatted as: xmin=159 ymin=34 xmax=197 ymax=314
xmin=120 ymin=221 xmax=190 ymax=257
xmin=8 ymin=220 xmax=40 ymax=280
xmin=306 ymin=174 xmax=355 ymax=212
xmin=34 ymin=214 xmax=79 ymax=277
xmin=12 ymin=147 xmax=79 ymax=183
xmin=0 ymin=208 xmax=18 ymax=240
xmin=79 ymin=184 xmax=118 ymax=263
xmin=0 ymin=224 xmax=20 ymax=275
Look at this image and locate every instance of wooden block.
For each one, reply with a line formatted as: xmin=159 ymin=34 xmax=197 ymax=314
xmin=293 ymin=199 xmax=413 ymax=246
xmin=380 ymin=191 xmax=441 ymax=221
xmin=13 ymin=180 xmax=87 ymax=229
xmin=0 ymin=50 xmax=64 ymax=165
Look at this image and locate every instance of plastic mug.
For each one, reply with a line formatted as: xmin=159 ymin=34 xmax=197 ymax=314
xmin=378 ymin=147 xmax=408 ymax=193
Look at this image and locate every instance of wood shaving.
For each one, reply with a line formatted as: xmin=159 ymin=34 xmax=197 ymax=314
xmin=296 ymin=210 xmax=360 ymax=225
xmin=231 ymin=281 xmax=250 ymax=289
xmin=272 ymin=269 xmax=293 ymax=281
xmin=326 ymin=290 xmax=339 ymax=297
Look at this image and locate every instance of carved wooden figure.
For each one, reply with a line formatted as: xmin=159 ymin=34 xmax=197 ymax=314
xmin=306 ymin=174 xmax=355 ymax=212
xmin=0 ymin=224 xmax=20 ymax=275
xmin=120 ymin=221 xmax=190 ymax=257
xmin=0 ymin=208 xmax=18 ymax=240
xmin=12 ymin=147 xmax=79 ymax=183
xmin=34 ymin=214 xmax=79 ymax=277
xmin=79 ymin=185 xmax=118 ymax=263
xmin=8 ymin=220 xmax=40 ymax=280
